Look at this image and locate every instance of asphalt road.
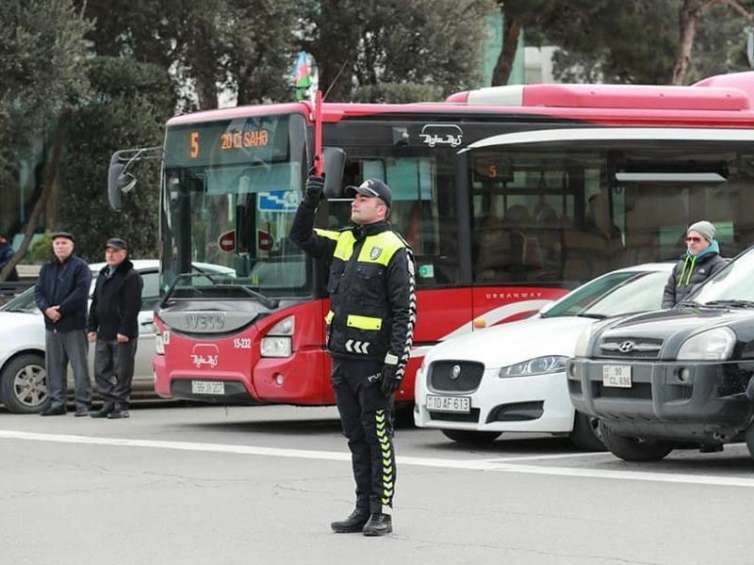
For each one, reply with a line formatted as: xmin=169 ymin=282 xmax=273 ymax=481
xmin=1 ymin=403 xmax=752 ymax=565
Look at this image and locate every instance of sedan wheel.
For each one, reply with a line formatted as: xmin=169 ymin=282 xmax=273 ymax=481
xmin=0 ymin=354 xmax=48 ymax=413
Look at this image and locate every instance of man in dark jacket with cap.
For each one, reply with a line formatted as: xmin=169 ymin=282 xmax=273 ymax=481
xmin=662 ymin=220 xmax=728 ymax=308
xmin=291 ymin=176 xmax=416 ymax=537
xmin=87 ymin=238 xmax=143 ymax=419
xmin=34 ymin=231 xmax=92 ymax=416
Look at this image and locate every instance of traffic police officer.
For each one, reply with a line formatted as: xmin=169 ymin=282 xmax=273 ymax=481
xmin=290 ymin=175 xmax=416 ymax=537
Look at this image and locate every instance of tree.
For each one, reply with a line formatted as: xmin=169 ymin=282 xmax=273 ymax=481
xmin=57 ymin=57 xmax=176 ymax=261
xmin=672 ymin=0 xmax=752 ymax=84
xmin=490 ymin=0 xmax=556 ymax=86
xmin=0 ymin=0 xmax=92 ymax=281
xmin=300 ymin=0 xmax=496 ymax=102
xmin=78 ymin=0 xmax=300 ymax=110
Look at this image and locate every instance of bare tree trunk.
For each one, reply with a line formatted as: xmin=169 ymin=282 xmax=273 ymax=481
xmin=491 ymin=12 xmax=522 ymax=87
xmin=0 ymin=124 xmax=66 ymax=282
xmin=672 ymin=0 xmax=751 ymax=85
xmin=672 ymin=0 xmax=704 ymax=85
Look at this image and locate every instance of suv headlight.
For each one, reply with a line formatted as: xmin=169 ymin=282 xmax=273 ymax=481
xmin=499 ymin=356 xmax=568 ymax=378
xmin=677 ymin=327 xmax=735 ymax=360
xmin=261 ymin=315 xmax=294 ymax=358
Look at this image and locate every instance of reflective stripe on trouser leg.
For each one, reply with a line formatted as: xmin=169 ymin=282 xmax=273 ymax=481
xmin=375 ymin=408 xmax=395 ymax=510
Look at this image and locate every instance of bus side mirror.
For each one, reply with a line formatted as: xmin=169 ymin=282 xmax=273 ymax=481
xmin=107 ymin=154 xmax=136 ymax=211
xmin=322 ymin=147 xmax=346 ymax=199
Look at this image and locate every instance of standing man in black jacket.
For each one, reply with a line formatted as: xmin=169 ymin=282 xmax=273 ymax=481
xmin=291 ymin=176 xmax=416 ymax=537
xmin=34 ymin=231 xmax=92 ymax=416
xmin=87 ymin=238 xmax=143 ymax=419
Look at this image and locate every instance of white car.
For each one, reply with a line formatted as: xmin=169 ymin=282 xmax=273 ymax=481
xmin=0 ymin=260 xmax=161 ymax=413
xmin=414 ymin=263 xmax=675 ymax=449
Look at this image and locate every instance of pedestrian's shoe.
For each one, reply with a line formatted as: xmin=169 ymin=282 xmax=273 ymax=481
xmin=90 ymin=405 xmax=114 ymax=418
xmin=74 ymin=407 xmax=90 ymax=417
xmin=40 ymin=405 xmax=66 ymax=416
xmin=330 ymin=509 xmax=370 ymax=533
xmin=362 ymin=513 xmax=392 ymax=537
xmin=107 ymin=410 xmax=130 ymax=419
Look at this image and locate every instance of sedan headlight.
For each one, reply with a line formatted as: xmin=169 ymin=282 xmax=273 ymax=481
xmin=573 ymin=326 xmax=593 ymax=357
xmin=677 ymin=327 xmax=735 ymax=360
xmin=499 ymin=356 xmax=568 ymax=378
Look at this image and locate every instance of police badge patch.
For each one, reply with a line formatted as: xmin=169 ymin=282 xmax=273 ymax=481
xmin=370 ymin=247 xmax=382 ymax=260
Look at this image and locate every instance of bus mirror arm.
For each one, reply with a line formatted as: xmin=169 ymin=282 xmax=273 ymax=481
xmin=107 ymin=146 xmax=162 ymax=211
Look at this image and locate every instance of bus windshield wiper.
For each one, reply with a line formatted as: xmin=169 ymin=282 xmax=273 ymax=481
xmin=161 ymin=273 xmax=279 ymax=309
xmin=211 ymin=284 xmax=279 ymax=309
xmin=702 ymin=299 xmax=754 ymax=309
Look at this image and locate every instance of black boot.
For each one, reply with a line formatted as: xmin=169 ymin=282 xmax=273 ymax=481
xmin=362 ymin=513 xmax=392 ymax=537
xmin=330 ymin=509 xmax=370 ymax=533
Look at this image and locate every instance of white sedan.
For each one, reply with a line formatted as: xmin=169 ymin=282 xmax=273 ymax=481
xmin=414 ymin=263 xmax=675 ymax=449
xmin=0 ymin=260 xmax=161 ymax=413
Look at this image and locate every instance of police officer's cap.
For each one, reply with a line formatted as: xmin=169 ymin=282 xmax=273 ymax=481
xmin=345 ymin=179 xmax=392 ymax=208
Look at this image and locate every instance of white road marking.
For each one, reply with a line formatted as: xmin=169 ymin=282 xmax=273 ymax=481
xmin=479 ymin=451 xmax=614 ymax=463
xmin=1 ymin=429 xmax=753 ymax=488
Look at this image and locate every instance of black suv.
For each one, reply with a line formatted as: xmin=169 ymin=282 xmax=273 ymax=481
xmin=568 ymin=248 xmax=754 ymax=461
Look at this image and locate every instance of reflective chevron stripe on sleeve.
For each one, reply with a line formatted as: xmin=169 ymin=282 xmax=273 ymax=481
xmin=395 ymin=250 xmax=416 ymax=381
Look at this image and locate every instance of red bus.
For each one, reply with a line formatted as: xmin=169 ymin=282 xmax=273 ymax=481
xmin=110 ymin=71 xmax=754 ymax=409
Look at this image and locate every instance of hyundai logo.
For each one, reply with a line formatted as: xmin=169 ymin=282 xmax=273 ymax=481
xmin=450 ymin=365 xmax=462 ymax=380
xmin=618 ymin=341 xmax=635 ymax=353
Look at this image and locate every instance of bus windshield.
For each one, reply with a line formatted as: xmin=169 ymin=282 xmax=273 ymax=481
xmin=160 ymin=112 xmax=308 ymax=299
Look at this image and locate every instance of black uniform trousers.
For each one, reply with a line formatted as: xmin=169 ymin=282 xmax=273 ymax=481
xmin=331 ymin=357 xmax=396 ymax=514
xmin=94 ymin=339 xmax=138 ymax=411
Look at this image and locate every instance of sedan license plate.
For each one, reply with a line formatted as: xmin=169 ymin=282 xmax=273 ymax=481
xmin=191 ymin=380 xmax=225 ymax=395
xmin=602 ymin=365 xmax=632 ymax=388
xmin=426 ymin=395 xmax=471 ymax=413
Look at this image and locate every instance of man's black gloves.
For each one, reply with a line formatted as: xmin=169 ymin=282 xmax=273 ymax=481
xmin=380 ymin=364 xmax=402 ymax=396
xmin=305 ymin=175 xmax=325 ymax=206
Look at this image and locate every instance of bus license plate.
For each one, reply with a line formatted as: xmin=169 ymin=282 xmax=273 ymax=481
xmin=191 ymin=380 xmax=225 ymax=395
xmin=426 ymin=395 xmax=471 ymax=413
xmin=602 ymin=365 xmax=632 ymax=388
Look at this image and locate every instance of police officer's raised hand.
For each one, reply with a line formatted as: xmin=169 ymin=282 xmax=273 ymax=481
xmin=380 ymin=364 xmax=402 ymax=396
xmin=305 ymin=175 xmax=325 ymax=206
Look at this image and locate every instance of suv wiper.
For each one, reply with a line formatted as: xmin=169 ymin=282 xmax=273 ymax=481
xmin=702 ymin=299 xmax=754 ymax=309
xmin=577 ymin=312 xmax=607 ymax=319
xmin=161 ymin=273 xmax=279 ymax=309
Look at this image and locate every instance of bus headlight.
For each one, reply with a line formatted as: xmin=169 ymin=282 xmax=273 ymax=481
xmin=677 ymin=327 xmax=735 ymax=360
xmin=499 ymin=356 xmax=568 ymax=378
xmin=261 ymin=316 xmax=294 ymax=358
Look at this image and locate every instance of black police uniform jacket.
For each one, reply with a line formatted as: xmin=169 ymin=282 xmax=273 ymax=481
xmin=290 ymin=200 xmax=416 ymax=375
xmin=87 ymin=259 xmax=144 ymax=340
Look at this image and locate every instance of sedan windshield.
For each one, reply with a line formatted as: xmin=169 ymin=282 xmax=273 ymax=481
xmin=0 ymin=287 xmax=36 ymax=313
xmin=542 ymin=270 xmax=668 ymax=319
xmin=691 ymin=247 xmax=754 ymax=305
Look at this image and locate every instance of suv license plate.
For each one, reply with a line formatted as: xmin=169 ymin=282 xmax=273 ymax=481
xmin=426 ymin=395 xmax=471 ymax=413
xmin=602 ymin=365 xmax=632 ymax=388
xmin=191 ymin=380 xmax=225 ymax=395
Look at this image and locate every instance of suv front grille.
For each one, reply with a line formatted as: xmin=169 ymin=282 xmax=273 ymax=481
xmin=599 ymin=337 xmax=663 ymax=359
xmin=429 ymin=361 xmax=485 ymax=393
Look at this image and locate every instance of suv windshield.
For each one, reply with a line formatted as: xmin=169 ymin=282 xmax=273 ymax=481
xmin=542 ymin=270 xmax=667 ymax=318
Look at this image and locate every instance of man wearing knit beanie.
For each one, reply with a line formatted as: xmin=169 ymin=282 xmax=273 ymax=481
xmin=662 ymin=220 xmax=728 ymax=308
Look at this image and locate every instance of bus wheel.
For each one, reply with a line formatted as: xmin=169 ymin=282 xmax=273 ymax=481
xmin=570 ymin=412 xmax=605 ymax=451
xmin=0 ymin=354 xmax=49 ymax=414
xmin=599 ymin=421 xmax=673 ymax=462
xmin=441 ymin=429 xmax=501 ymax=445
